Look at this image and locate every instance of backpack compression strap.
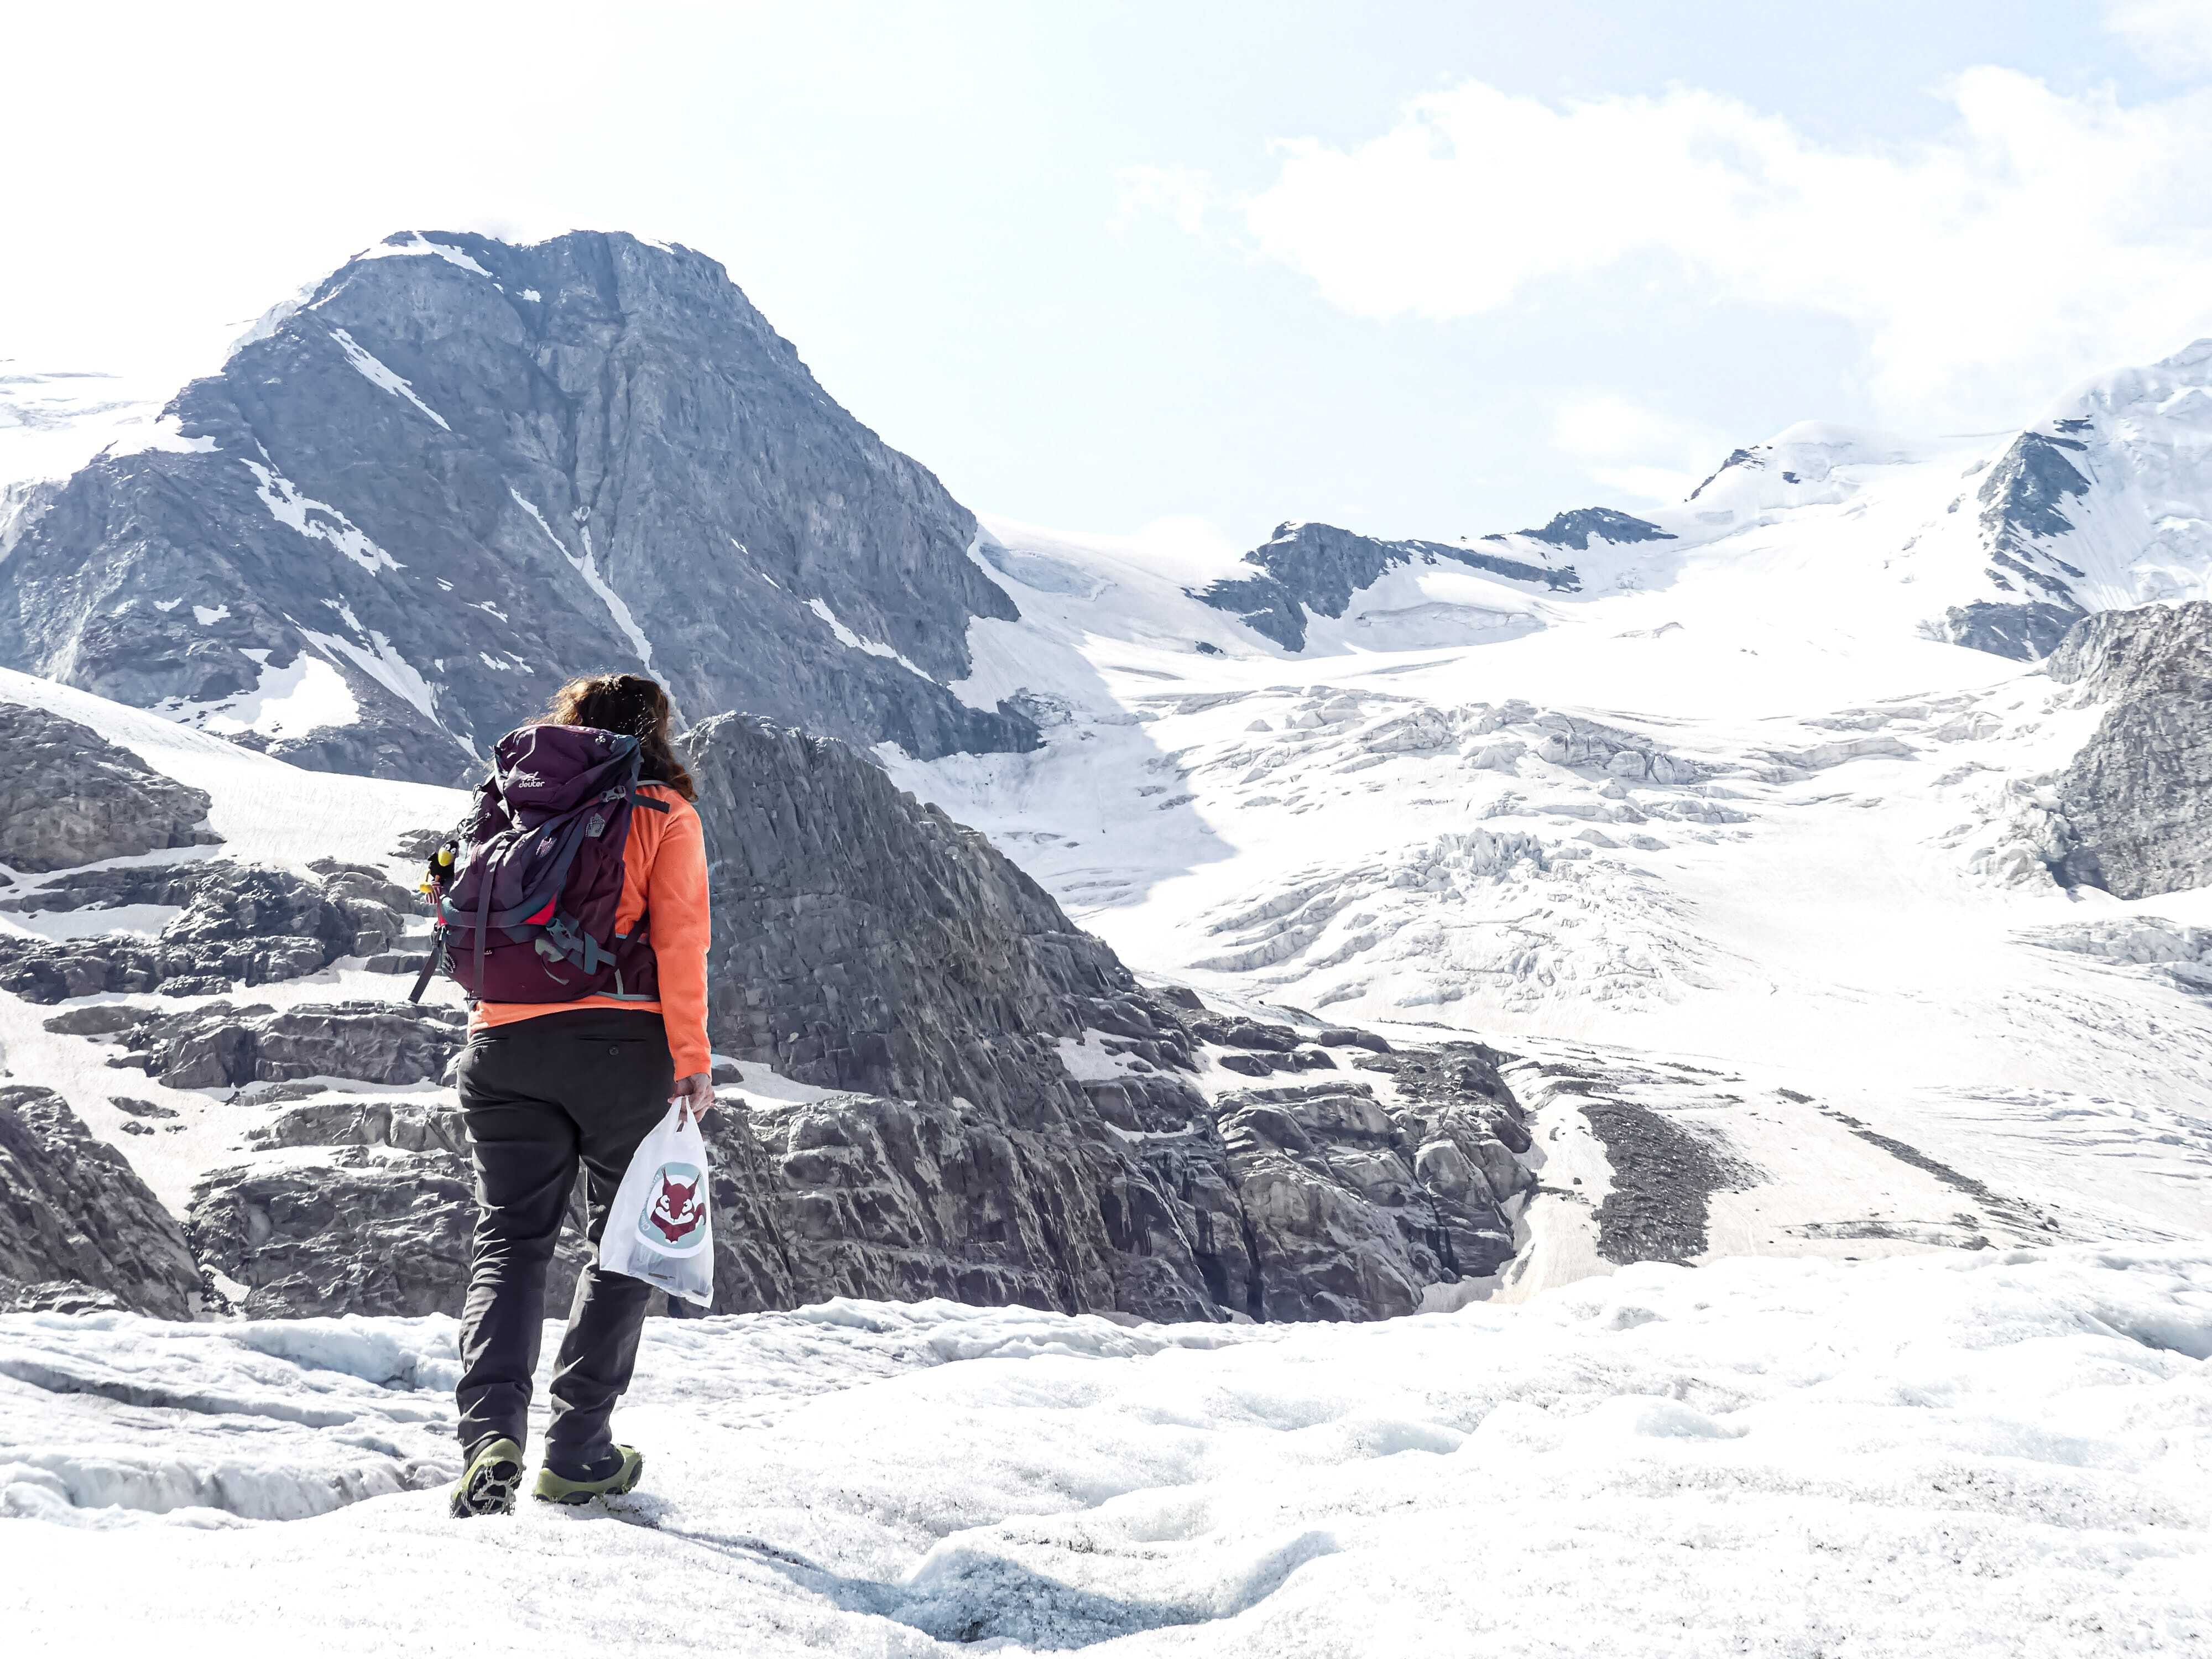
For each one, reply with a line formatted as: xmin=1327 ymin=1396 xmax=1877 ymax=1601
xmin=406 ymin=929 xmax=447 ymax=1005
xmin=472 ymin=865 xmax=493 ymax=997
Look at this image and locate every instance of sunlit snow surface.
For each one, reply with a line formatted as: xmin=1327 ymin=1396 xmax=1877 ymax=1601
xmin=883 ymin=489 xmax=2212 ymax=1270
xmin=4 ymin=1247 xmax=2207 ymax=1654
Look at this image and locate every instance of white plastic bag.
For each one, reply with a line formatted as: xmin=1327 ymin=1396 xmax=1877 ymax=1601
xmin=599 ymin=1102 xmax=714 ymax=1307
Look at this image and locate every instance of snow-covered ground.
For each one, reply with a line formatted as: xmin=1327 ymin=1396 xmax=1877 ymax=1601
xmin=4 ymin=1245 xmax=2206 ymax=1654
xmin=879 ymin=439 xmax=2212 ymax=1276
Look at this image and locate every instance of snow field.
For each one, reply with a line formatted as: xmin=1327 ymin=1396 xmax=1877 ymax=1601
xmin=4 ymin=1246 xmax=2208 ymax=1655
xmin=893 ymin=512 xmax=2212 ymax=1276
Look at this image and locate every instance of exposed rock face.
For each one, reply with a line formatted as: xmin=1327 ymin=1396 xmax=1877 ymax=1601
xmin=1933 ymin=431 xmax=2098 ymax=660
xmin=1940 ymin=599 xmax=2081 ymax=662
xmin=0 ymin=701 xmax=218 ymax=870
xmin=0 ymin=231 xmax=1035 ymax=782
xmin=0 ymin=860 xmax=413 ymax=1003
xmin=0 ymin=1086 xmax=201 ymax=1318
xmin=1979 ymin=432 xmax=2093 ymax=596
xmin=1514 ymin=507 xmax=1674 ymax=551
xmin=189 ymin=1144 xmax=487 ymax=1319
xmin=1934 ymin=348 xmax=2212 ymax=660
xmin=2047 ymin=597 xmax=2212 ymax=699
xmin=1688 ymin=445 xmax=1766 ymax=499
xmin=189 ymin=1097 xmax=588 ymax=1319
xmin=189 ymin=1047 xmax=1534 ymax=1327
xmin=177 ymin=722 xmax=1538 ymax=1326
xmin=107 ymin=1000 xmax=465 ymax=1090
xmin=681 ymin=713 xmax=1163 ymax=1112
xmin=2048 ymin=601 xmax=2212 ymax=898
xmin=709 ymin=1089 xmax=1217 ymax=1318
xmin=1193 ymin=520 xmax=1582 ymax=650
xmin=1194 ymin=1067 xmax=1526 ymax=1321
xmin=0 ymin=1279 xmax=135 ymax=1315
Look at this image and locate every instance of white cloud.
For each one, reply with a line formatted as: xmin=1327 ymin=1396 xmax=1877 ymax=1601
xmin=2107 ymin=0 xmax=2212 ymax=75
xmin=1114 ymin=164 xmax=1213 ymax=236
xmin=1552 ymin=394 xmax=1691 ymax=459
xmin=1550 ymin=395 xmax=1725 ymax=506
xmin=1224 ymin=70 xmax=2212 ymax=430
xmin=1589 ymin=465 xmax=1705 ymax=505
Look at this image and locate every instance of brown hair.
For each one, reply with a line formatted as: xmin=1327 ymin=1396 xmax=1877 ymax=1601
xmin=539 ymin=672 xmax=697 ymax=801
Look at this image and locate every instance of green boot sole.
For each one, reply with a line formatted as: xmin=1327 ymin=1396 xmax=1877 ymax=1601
xmin=533 ymin=1446 xmax=645 ymax=1506
xmin=449 ymin=1437 xmax=526 ymax=1518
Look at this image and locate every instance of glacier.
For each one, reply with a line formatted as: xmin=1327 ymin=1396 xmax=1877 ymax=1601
xmin=6 ymin=1246 xmax=2208 ymax=1654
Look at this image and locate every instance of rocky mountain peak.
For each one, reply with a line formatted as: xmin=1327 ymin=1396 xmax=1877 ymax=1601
xmin=1515 ymin=506 xmax=1672 ymax=551
xmin=0 ymin=229 xmax=1038 ymax=781
xmin=1192 ymin=519 xmax=1578 ymax=651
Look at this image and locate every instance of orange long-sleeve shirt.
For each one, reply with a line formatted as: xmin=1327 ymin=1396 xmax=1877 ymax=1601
xmin=468 ymin=782 xmax=713 ymax=1077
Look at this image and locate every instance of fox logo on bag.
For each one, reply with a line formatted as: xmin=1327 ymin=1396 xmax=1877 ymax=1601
xmin=642 ymin=1163 xmax=706 ymax=1247
xmin=604 ymin=1104 xmax=714 ymax=1302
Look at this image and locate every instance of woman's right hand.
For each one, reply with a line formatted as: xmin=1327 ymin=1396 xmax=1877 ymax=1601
xmin=671 ymin=1071 xmax=714 ymax=1124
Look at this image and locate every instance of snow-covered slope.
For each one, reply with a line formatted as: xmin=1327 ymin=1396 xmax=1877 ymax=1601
xmin=885 ymin=441 xmax=2212 ymax=1272
xmin=0 ymin=365 xmax=173 ymax=494
xmin=6 ymin=1245 xmax=2206 ymax=1654
xmin=1175 ymin=342 xmax=2212 ymax=675
xmin=0 ymin=364 xmax=173 ymax=561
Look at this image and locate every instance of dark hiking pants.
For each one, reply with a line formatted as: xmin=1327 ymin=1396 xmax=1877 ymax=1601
xmin=453 ymin=1009 xmax=675 ymax=1467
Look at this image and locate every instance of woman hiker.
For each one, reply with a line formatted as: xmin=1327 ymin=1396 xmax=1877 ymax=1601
xmin=443 ymin=672 xmax=715 ymax=1517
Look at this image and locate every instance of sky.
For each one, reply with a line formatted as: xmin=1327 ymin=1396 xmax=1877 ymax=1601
xmin=8 ymin=1 xmax=2212 ymax=557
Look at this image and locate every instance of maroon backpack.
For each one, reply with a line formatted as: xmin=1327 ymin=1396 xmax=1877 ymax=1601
xmin=412 ymin=723 xmax=666 ymax=1005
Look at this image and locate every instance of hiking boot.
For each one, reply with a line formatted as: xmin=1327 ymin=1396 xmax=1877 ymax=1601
xmin=449 ymin=1437 xmax=526 ymax=1518
xmin=533 ymin=1445 xmax=645 ymax=1505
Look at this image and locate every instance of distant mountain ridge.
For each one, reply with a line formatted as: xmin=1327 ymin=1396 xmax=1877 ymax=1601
xmin=1937 ymin=346 xmax=2212 ymax=658
xmin=1191 ymin=518 xmax=1598 ymax=650
xmin=0 ymin=231 xmax=1036 ymax=781
xmin=9 ymin=237 xmax=2212 ymax=792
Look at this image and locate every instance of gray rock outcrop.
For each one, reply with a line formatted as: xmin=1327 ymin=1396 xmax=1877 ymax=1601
xmin=0 ymin=231 xmax=1036 ymax=782
xmin=1941 ymin=425 xmax=2125 ymax=661
xmin=1940 ymin=599 xmax=2081 ymax=662
xmin=0 ymin=701 xmax=218 ymax=870
xmin=1972 ymin=430 xmax=2093 ymax=624
xmin=0 ymin=1086 xmax=201 ymax=1318
xmin=106 ymin=1000 xmax=465 ymax=1090
xmin=682 ymin=713 xmax=1168 ymax=1113
xmin=1193 ymin=520 xmax=1584 ymax=650
xmin=0 ymin=859 xmax=412 ymax=1002
xmin=189 ymin=1095 xmax=547 ymax=1319
xmin=1513 ymin=507 xmax=1674 ymax=551
xmin=187 ymin=1042 xmax=1536 ymax=1327
xmin=1193 ymin=1066 xmax=1526 ymax=1321
xmin=179 ymin=721 xmax=1540 ymax=1326
xmin=2048 ymin=600 xmax=2212 ymax=897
